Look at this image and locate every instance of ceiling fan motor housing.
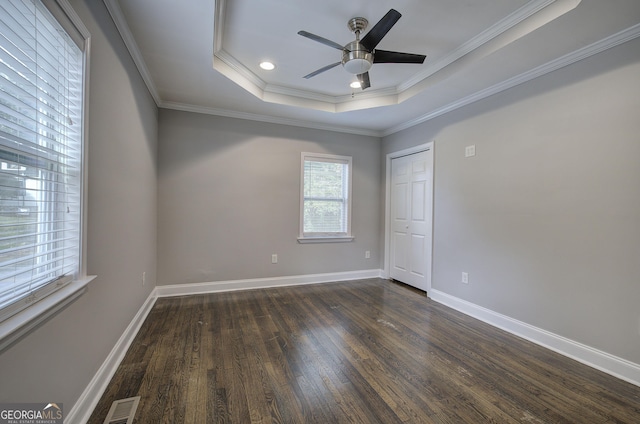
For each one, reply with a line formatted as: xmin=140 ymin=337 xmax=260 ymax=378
xmin=342 ymin=41 xmax=373 ymax=74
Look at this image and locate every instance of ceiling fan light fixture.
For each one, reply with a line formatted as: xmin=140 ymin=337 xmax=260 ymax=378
xmin=350 ymin=81 xmax=361 ymax=89
xmin=342 ymin=43 xmax=373 ymax=74
xmin=343 ymin=57 xmax=372 ymax=74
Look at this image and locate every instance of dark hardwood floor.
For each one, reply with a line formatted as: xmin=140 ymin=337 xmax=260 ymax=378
xmin=88 ymin=279 xmax=640 ymax=423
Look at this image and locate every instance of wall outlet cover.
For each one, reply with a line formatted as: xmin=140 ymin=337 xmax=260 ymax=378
xmin=465 ymin=145 xmax=476 ymax=157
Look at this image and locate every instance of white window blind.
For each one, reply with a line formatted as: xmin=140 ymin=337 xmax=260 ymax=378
xmin=300 ymin=153 xmax=352 ymax=240
xmin=0 ymin=0 xmax=83 ymax=322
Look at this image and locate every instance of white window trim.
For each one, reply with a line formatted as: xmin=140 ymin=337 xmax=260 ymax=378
xmin=0 ymin=275 xmax=96 ymax=352
xmin=297 ymin=236 xmax=354 ymax=244
xmin=0 ymin=0 xmax=95 ymax=352
xmin=298 ymin=152 xmax=354 ymax=243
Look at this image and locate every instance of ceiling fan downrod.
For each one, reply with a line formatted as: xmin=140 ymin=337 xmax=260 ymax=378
xmin=343 ymin=17 xmax=373 ymax=74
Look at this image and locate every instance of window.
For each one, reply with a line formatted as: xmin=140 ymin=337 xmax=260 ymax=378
xmin=0 ymin=0 xmax=87 ymax=325
xmin=299 ymin=152 xmax=353 ymax=243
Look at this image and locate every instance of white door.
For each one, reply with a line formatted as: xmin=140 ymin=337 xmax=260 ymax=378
xmin=390 ymin=150 xmax=432 ymax=291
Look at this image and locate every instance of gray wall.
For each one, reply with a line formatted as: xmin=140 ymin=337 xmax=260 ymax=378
xmin=157 ymin=110 xmax=381 ymax=285
xmin=0 ymin=0 xmax=158 ymax=409
xmin=384 ymin=38 xmax=640 ymax=364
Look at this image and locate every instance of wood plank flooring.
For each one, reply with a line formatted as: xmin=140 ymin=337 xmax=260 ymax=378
xmin=88 ymin=279 xmax=640 ymax=423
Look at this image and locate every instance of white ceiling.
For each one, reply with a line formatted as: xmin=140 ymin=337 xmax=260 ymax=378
xmin=105 ymin=0 xmax=640 ymax=136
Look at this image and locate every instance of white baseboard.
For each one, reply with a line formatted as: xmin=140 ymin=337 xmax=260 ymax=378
xmin=429 ymin=289 xmax=640 ymax=387
xmin=66 ymin=291 xmax=158 ymax=424
xmin=155 ymin=269 xmax=383 ymax=298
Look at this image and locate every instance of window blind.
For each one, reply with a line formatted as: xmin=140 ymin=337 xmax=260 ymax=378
xmin=0 ymin=0 xmax=83 ymax=321
xmin=302 ymin=154 xmax=351 ymax=237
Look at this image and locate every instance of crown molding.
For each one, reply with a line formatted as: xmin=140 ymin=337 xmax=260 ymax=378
xmin=263 ymin=82 xmax=399 ymax=105
xmin=160 ymin=101 xmax=383 ymax=137
xmin=214 ymin=50 xmax=266 ymax=91
xmin=103 ymin=0 xmax=161 ymax=105
xmin=384 ymin=22 xmax=640 ymax=136
xmin=213 ymin=0 xmax=225 ymax=53
xmin=263 ymin=81 xmax=337 ymax=104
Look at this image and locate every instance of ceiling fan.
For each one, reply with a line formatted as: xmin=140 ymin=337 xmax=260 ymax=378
xmin=298 ymin=9 xmax=426 ymax=90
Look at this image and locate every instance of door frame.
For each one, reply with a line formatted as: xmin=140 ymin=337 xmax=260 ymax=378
xmin=383 ymin=142 xmax=434 ymax=293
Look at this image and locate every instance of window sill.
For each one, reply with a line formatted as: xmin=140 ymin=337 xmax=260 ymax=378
xmin=297 ymin=236 xmax=354 ymax=244
xmin=0 ymin=275 xmax=96 ymax=353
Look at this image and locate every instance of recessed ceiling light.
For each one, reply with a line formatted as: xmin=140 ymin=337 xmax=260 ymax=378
xmin=259 ymin=61 xmax=275 ymax=71
xmin=350 ymin=81 xmax=361 ymax=89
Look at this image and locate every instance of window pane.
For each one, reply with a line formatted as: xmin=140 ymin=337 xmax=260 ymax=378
xmin=0 ymin=0 xmax=83 ymax=320
xmin=304 ymin=161 xmax=345 ymax=199
xmin=301 ymin=154 xmax=351 ymax=237
xmin=303 ymin=199 xmax=345 ymax=233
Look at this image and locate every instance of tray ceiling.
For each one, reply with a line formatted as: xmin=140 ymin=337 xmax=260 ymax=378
xmin=106 ymin=0 xmax=640 ymax=135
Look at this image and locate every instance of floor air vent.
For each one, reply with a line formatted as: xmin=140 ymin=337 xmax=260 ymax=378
xmin=103 ymin=396 xmax=140 ymax=424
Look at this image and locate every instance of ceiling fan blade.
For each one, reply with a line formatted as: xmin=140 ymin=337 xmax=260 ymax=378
xmin=360 ymin=9 xmax=402 ymax=52
xmin=303 ymin=62 xmax=341 ymax=79
xmin=298 ymin=31 xmax=345 ymax=51
xmin=373 ymin=50 xmax=426 ymax=64
xmin=357 ymin=72 xmax=371 ymax=90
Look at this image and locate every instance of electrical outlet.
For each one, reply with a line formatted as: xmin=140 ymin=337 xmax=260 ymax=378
xmin=142 ymin=271 xmax=146 ymax=286
xmin=465 ymin=145 xmax=476 ymax=157
xmin=271 ymin=254 xmax=278 ymax=264
xmin=461 ymin=272 xmax=469 ymax=284
xmin=365 ymin=250 xmax=371 ymax=259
